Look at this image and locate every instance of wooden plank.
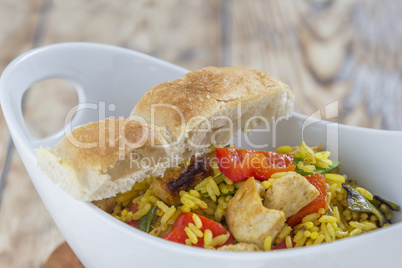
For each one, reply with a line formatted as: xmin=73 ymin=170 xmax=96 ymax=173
xmin=43 ymin=242 xmax=84 ymax=268
xmin=0 ymin=153 xmax=65 ymax=267
xmin=0 ymin=0 xmax=41 ymax=169
xmin=0 ymin=1 xmax=67 ymax=267
xmin=40 ymin=0 xmax=222 ymax=70
xmin=21 ymin=0 xmax=223 ymax=138
xmin=230 ymin=0 xmax=402 ymax=130
xmin=23 ymin=79 xmax=79 ymax=139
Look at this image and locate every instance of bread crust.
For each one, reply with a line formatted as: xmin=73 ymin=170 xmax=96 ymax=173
xmin=131 ymin=67 xmax=293 ymax=138
xmin=37 ymin=118 xmax=168 ymax=201
xmin=37 ymin=67 xmax=294 ymax=201
xmin=54 ymin=118 xmax=165 ymax=172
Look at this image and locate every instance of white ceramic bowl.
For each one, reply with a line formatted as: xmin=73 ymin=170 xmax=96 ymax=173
xmin=1 ymin=43 xmax=401 ymax=268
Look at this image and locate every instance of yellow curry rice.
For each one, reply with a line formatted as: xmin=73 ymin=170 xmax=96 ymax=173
xmin=99 ymin=143 xmax=396 ymax=251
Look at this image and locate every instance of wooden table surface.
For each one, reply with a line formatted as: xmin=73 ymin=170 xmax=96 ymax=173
xmin=0 ymin=0 xmax=401 ymax=267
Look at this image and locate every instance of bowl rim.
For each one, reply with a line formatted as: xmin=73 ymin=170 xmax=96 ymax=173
xmin=85 ymin=192 xmax=402 ymax=259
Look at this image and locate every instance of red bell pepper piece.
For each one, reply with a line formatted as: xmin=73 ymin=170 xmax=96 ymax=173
xmin=128 ymin=203 xmax=139 ymax=228
xmin=164 ymin=212 xmax=233 ymax=248
xmin=287 ymin=173 xmax=328 ymax=226
xmin=272 ymin=238 xmax=295 ymax=250
xmin=215 ymin=148 xmax=295 ymax=181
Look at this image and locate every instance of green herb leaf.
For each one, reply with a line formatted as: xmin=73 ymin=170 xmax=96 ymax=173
xmin=201 ymin=189 xmax=237 ymax=198
xmin=371 ymin=195 xmax=401 ymax=212
xmin=220 ymin=190 xmax=237 ymax=196
xmin=293 ymin=157 xmax=304 ymax=163
xmin=342 ymin=184 xmax=389 ymax=226
xmin=369 ymin=198 xmax=382 ymax=208
xmin=212 ymin=173 xmax=225 ymax=184
xmin=139 ymin=206 xmax=157 ymax=233
xmin=294 ymin=160 xmax=341 ymax=176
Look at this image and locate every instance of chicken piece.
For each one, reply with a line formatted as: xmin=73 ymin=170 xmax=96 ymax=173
xmin=217 ymin=243 xmax=261 ymax=252
xmin=153 ymin=166 xmax=183 ymax=205
xmin=226 ymin=177 xmax=285 ymax=249
xmin=255 ymin=180 xmax=266 ymax=198
xmin=153 ymin=156 xmax=213 ymax=205
xmin=92 ymin=196 xmax=116 ymax=213
xmin=263 ymin=172 xmax=320 ymax=218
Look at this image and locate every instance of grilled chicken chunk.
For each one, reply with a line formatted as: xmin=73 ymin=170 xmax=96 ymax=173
xmin=153 ymin=156 xmax=213 ymax=205
xmin=217 ymin=243 xmax=261 ymax=252
xmin=92 ymin=196 xmax=116 ymax=213
xmin=226 ymin=177 xmax=285 ymax=249
xmin=263 ymin=172 xmax=320 ymax=218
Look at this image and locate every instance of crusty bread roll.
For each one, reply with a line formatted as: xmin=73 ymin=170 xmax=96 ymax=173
xmin=131 ymin=67 xmax=294 ymax=162
xmin=36 ymin=118 xmax=169 ymax=201
xmin=37 ymin=67 xmax=294 ymax=201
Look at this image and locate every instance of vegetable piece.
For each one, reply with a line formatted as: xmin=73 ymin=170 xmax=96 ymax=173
xmin=215 ymin=148 xmax=252 ymax=181
xmin=164 ymin=212 xmax=233 ymax=248
xmin=292 ymin=141 xmax=340 ymax=175
xmin=272 ymin=238 xmax=295 ymax=250
xmin=153 ymin=156 xmax=213 ymax=206
xmin=371 ymin=195 xmax=401 ymax=212
xmin=201 ymin=190 xmax=237 ymax=198
xmin=215 ymin=148 xmax=295 ymax=181
xmin=128 ymin=204 xmax=140 ymax=228
xmin=294 ymin=159 xmax=341 ymax=176
xmin=287 ymin=173 xmax=328 ymax=227
xmin=139 ymin=206 xmax=157 ymax=233
xmin=220 ymin=190 xmax=237 ymax=196
xmin=342 ymin=184 xmax=389 ymax=226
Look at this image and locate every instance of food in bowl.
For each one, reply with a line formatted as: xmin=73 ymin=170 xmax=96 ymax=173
xmin=36 ymin=66 xmax=399 ymax=252
xmin=95 ymin=142 xmax=400 ymax=251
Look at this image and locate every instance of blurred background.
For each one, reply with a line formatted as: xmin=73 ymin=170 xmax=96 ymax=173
xmin=0 ymin=0 xmax=401 ymax=266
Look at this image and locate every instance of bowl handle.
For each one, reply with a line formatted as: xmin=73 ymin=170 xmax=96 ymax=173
xmin=1 ymin=43 xmax=190 ymax=160
xmin=0 ymin=44 xmax=90 ymax=158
